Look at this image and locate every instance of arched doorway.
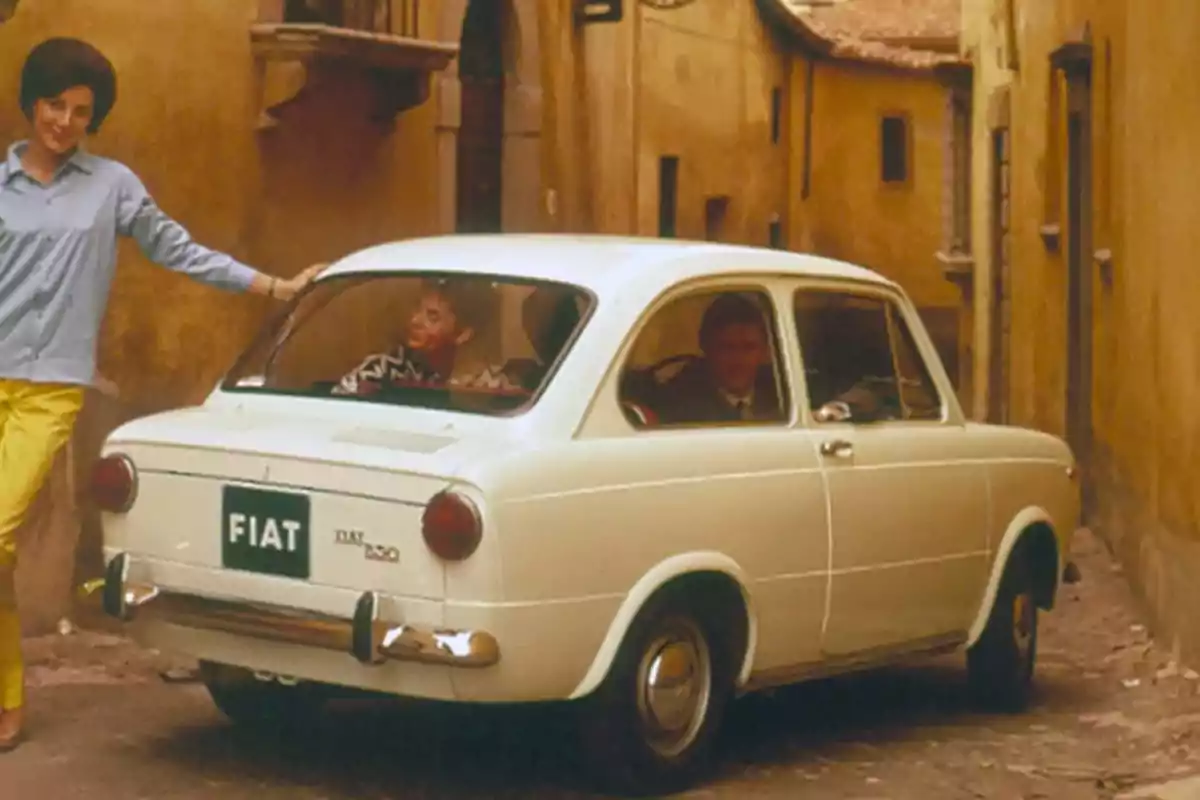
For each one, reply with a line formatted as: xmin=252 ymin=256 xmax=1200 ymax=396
xmin=456 ymin=0 xmax=507 ymax=233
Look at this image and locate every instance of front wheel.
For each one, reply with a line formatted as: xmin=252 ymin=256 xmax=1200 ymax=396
xmin=579 ymin=594 xmax=734 ymax=797
xmin=200 ymin=661 xmax=330 ymax=732
xmin=967 ymin=548 xmax=1038 ymax=712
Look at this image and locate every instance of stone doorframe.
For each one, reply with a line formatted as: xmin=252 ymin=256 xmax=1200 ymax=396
xmin=434 ymin=0 xmax=543 ymax=234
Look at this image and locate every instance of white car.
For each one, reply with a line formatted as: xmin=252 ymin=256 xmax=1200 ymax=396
xmin=91 ymin=235 xmax=1079 ymax=795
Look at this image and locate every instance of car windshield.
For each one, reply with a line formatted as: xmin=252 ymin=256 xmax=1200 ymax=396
xmin=223 ymin=272 xmax=593 ymax=416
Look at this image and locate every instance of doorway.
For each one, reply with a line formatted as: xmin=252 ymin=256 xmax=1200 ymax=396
xmin=456 ymin=0 xmax=506 ymax=233
xmin=1065 ymin=73 xmax=1094 ymax=517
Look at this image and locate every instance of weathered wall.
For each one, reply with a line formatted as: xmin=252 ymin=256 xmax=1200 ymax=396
xmin=633 ymin=1 xmax=790 ymax=245
xmin=541 ymin=1 xmax=790 ymax=243
xmin=0 ymin=0 xmax=449 ymax=631
xmin=789 ymin=59 xmax=963 ymax=386
xmin=990 ymin=0 xmax=1200 ymax=661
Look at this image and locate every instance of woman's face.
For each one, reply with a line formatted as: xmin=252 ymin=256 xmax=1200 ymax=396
xmin=32 ymin=85 xmax=94 ymax=155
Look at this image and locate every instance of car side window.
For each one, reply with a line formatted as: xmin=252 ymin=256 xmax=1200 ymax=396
xmin=887 ymin=303 xmax=943 ymax=420
xmin=793 ymin=289 xmax=942 ymax=423
xmin=619 ymin=288 xmax=790 ymax=429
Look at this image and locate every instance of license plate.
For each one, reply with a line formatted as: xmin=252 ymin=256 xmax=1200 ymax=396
xmin=221 ymin=485 xmax=311 ymax=579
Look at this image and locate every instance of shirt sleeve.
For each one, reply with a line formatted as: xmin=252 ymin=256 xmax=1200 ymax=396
xmin=115 ymin=166 xmax=258 ymax=293
xmin=334 ymin=354 xmax=384 ymax=395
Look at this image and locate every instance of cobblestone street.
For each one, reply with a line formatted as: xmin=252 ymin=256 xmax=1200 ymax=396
xmin=6 ymin=529 xmax=1200 ymax=799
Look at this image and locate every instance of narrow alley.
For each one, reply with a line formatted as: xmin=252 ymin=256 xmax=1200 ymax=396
xmin=6 ymin=529 xmax=1199 ymax=800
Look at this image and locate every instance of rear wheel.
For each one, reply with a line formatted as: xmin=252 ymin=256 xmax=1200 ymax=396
xmin=967 ymin=546 xmax=1038 ymax=712
xmin=200 ymin=661 xmax=330 ymax=731
xmin=579 ymin=592 xmax=735 ymax=797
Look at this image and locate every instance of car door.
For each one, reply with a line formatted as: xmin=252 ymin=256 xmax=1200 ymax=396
xmin=609 ymin=280 xmax=831 ymax=674
xmin=792 ymin=285 xmax=990 ymax=657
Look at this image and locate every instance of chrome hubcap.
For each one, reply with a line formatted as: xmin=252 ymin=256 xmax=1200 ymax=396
xmin=636 ymin=619 xmax=712 ymax=758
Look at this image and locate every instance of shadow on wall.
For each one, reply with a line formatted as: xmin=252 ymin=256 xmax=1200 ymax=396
xmin=257 ymin=64 xmax=396 ymax=245
xmin=0 ymin=0 xmax=17 ymax=23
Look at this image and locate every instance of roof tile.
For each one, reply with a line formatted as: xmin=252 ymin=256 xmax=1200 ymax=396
xmin=781 ymin=0 xmax=963 ymax=69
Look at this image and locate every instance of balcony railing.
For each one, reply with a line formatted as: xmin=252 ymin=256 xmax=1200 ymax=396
xmin=252 ymin=0 xmax=457 ymax=125
xmin=279 ymin=0 xmax=420 ymax=38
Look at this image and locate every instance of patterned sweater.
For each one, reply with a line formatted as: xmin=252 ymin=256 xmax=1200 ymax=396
xmin=334 ymin=346 xmax=520 ymax=396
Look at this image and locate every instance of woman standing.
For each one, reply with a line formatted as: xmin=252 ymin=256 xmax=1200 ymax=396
xmin=0 ymin=37 xmax=325 ymax=751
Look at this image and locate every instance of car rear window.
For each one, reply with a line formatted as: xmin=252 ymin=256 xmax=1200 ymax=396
xmin=223 ymin=272 xmax=594 ymax=416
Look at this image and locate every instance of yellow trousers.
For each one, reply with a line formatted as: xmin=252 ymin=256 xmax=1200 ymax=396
xmin=0 ymin=379 xmax=84 ymax=711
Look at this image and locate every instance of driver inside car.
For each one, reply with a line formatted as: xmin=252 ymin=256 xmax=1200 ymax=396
xmin=655 ymin=293 xmax=785 ymax=425
xmin=333 ymin=278 xmax=518 ymax=396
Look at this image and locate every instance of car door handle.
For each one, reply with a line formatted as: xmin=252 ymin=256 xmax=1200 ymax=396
xmin=819 ymin=439 xmax=854 ymax=458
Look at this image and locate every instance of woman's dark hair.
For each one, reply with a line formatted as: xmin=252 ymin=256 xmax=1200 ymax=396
xmin=20 ymin=38 xmax=117 ymax=134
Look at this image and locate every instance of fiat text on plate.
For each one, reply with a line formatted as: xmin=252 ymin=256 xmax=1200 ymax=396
xmin=91 ymin=235 xmax=1079 ymax=796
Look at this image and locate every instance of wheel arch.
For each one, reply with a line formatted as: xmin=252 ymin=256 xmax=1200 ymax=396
xmin=568 ymin=551 xmax=757 ymax=700
xmin=966 ymin=507 xmax=1062 ymax=648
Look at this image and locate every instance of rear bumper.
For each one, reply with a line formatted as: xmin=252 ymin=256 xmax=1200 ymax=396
xmin=101 ymin=551 xmax=500 ymax=669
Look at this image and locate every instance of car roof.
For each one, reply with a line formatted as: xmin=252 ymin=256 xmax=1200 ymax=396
xmin=320 ymin=234 xmax=896 ymax=298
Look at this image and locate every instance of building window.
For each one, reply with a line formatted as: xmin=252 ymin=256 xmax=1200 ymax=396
xmin=704 ymin=196 xmax=730 ymax=242
xmin=880 ymin=114 xmax=910 ymax=184
xmin=771 ymin=87 xmax=782 ymax=144
xmin=658 ymin=156 xmax=679 ymax=238
xmin=801 ymin=60 xmax=815 ymax=199
xmin=768 ymin=216 xmax=784 ymax=249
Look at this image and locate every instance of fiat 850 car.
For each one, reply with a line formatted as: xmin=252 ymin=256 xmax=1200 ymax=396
xmin=91 ymin=235 xmax=1079 ymax=795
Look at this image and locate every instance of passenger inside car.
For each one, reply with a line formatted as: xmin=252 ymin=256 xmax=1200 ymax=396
xmin=503 ymin=285 xmax=583 ymax=390
xmin=653 ymin=293 xmax=785 ymax=425
xmin=333 ymin=278 xmax=517 ymax=396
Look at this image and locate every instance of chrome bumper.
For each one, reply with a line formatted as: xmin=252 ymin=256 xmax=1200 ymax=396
xmin=99 ymin=553 xmax=500 ymax=669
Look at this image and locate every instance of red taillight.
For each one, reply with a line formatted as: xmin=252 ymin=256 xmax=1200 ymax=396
xmin=91 ymin=454 xmax=137 ymax=513
xmin=421 ymin=491 xmax=482 ymax=561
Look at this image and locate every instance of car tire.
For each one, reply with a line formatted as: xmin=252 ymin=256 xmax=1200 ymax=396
xmin=967 ymin=544 xmax=1038 ymax=712
xmin=579 ymin=592 xmax=734 ymax=797
xmin=200 ymin=661 xmax=329 ymax=731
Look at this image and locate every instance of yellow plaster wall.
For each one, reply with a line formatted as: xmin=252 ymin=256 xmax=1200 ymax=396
xmin=790 ymin=59 xmax=962 ymax=385
xmin=986 ymin=0 xmax=1200 ymax=662
xmin=633 ymin=2 xmax=790 ymax=246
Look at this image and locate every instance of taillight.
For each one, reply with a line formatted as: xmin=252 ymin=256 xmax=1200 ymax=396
xmin=91 ymin=454 xmax=137 ymax=513
xmin=421 ymin=491 xmax=482 ymax=561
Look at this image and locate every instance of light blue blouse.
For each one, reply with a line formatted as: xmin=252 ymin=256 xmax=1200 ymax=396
xmin=0 ymin=141 xmax=258 ymax=386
